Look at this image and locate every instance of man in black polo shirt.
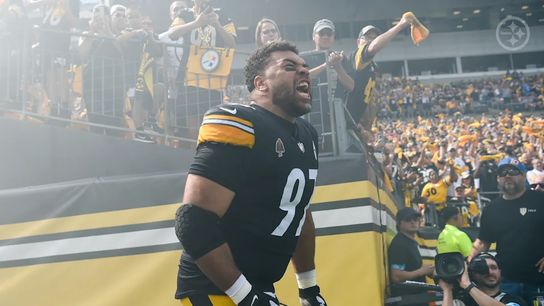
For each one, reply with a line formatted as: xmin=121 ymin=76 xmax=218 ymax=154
xmin=388 ymin=208 xmax=434 ymax=297
xmin=470 ymin=158 xmax=544 ymax=304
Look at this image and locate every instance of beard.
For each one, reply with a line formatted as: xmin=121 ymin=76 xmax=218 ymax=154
xmin=499 ymin=180 xmax=524 ymax=195
xmin=271 ymin=81 xmax=311 ymax=118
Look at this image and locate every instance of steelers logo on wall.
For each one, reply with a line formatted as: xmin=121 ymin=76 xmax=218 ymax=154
xmin=200 ymin=49 xmax=221 ymax=73
xmin=495 ymin=15 xmax=530 ymax=51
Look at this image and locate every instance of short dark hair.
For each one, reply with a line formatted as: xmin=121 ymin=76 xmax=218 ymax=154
xmin=442 ymin=206 xmax=460 ymax=224
xmin=244 ymin=41 xmax=299 ymax=92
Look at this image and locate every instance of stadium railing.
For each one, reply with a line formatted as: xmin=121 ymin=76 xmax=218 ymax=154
xmin=0 ymin=26 xmax=346 ymax=157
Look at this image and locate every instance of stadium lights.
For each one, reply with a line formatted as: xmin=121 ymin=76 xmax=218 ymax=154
xmin=521 ymin=5 xmax=529 ymax=10
xmin=526 ymin=12 xmax=532 ymax=16
xmin=453 ymin=10 xmax=461 ymax=15
xmin=500 ymin=7 xmax=505 ymax=12
xmin=457 ymin=24 xmax=463 ymax=29
xmin=473 ymin=9 xmax=480 ymax=14
xmin=462 ymin=17 xmax=469 ymax=22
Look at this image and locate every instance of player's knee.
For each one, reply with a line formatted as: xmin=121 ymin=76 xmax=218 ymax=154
xmin=175 ymin=204 xmax=225 ymax=259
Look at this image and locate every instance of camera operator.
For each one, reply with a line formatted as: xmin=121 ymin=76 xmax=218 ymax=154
xmin=438 ymin=253 xmax=527 ymax=306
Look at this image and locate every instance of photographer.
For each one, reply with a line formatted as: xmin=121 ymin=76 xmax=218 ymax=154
xmin=438 ymin=253 xmax=527 ymax=306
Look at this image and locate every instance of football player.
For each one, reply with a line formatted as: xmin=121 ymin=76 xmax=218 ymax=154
xmin=174 ymin=41 xmax=327 ymax=306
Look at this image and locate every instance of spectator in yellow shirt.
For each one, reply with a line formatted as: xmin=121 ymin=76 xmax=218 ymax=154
xmin=437 ymin=207 xmax=472 ymax=257
xmin=420 ymin=164 xmax=457 ymax=226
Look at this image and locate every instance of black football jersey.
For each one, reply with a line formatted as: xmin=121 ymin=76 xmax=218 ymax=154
xmin=176 ymin=103 xmax=319 ymax=298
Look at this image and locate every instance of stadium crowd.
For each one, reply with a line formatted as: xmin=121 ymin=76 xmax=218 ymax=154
xmin=372 ymin=111 xmax=544 ymax=226
xmin=2 ymin=1 xmax=544 ymax=191
xmin=375 ymin=72 xmax=544 ymax=119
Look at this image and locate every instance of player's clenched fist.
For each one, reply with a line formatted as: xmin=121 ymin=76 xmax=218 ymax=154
xmin=299 ymin=285 xmax=327 ymax=306
xmin=238 ymin=289 xmax=280 ymax=306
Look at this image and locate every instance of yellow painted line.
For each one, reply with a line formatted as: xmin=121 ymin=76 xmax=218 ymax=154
xmin=0 ymin=180 xmax=400 ymax=241
xmin=0 ymin=203 xmax=179 ymax=241
xmin=311 ymin=181 xmax=398 ymax=215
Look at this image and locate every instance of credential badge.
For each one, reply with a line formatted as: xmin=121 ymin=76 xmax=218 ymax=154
xmin=276 ymin=138 xmax=285 ymax=157
xmin=520 ymin=207 xmax=527 ymax=216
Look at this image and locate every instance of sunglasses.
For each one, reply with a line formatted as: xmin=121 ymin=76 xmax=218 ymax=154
xmin=497 ymin=168 xmax=522 ymax=177
xmin=261 ymin=28 xmax=277 ymax=35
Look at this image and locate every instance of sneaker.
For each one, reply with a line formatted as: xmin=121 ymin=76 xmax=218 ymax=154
xmin=143 ymin=122 xmax=164 ymax=135
xmin=134 ymin=128 xmax=154 ymax=143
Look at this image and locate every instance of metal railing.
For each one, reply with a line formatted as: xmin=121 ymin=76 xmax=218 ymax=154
xmin=1 ymin=26 xmax=348 ymax=156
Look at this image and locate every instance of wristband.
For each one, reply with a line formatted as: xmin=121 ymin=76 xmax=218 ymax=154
xmin=296 ymin=269 xmax=317 ymax=289
xmin=464 ymin=282 xmax=477 ymax=294
xmin=225 ymin=274 xmax=252 ymax=304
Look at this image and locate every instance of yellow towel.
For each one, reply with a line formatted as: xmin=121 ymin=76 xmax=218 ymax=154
xmin=403 ymin=12 xmax=429 ymax=45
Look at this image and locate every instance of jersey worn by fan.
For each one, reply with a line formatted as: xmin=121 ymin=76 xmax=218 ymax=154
xmin=421 ymin=177 xmax=452 ymax=210
xmin=345 ymin=41 xmax=377 ymax=124
xmin=175 ymin=103 xmax=319 ymax=299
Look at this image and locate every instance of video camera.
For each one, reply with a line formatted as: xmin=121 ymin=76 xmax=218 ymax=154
xmin=435 ymin=252 xmax=496 ymax=283
xmin=435 ymin=252 xmax=465 ymax=283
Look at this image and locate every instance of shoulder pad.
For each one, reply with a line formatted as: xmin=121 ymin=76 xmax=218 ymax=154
xmin=198 ymin=104 xmax=255 ymax=148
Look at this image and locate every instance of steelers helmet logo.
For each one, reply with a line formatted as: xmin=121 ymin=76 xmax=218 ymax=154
xmin=200 ymin=49 xmax=221 ymax=72
xmin=495 ymin=15 xmax=530 ymax=51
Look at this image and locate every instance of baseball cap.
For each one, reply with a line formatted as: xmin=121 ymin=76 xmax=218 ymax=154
xmin=358 ymin=25 xmax=380 ymax=38
xmin=497 ymin=157 xmax=527 ymax=173
xmin=396 ymin=207 xmax=420 ymax=223
xmin=110 ymin=4 xmax=127 ymax=16
xmin=313 ymin=19 xmax=335 ymax=34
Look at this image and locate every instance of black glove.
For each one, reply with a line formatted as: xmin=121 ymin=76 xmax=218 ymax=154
xmin=238 ymin=288 xmax=280 ymax=306
xmin=299 ymin=285 xmax=327 ymax=306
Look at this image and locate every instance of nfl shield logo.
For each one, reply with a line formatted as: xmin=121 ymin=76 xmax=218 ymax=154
xmin=520 ymin=207 xmax=527 ymax=216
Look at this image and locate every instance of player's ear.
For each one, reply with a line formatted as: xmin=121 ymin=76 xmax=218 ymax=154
xmin=254 ymin=75 xmax=268 ymax=92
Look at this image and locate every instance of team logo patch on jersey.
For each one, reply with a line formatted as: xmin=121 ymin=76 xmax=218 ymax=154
xmin=276 ymin=138 xmax=285 ymax=157
xmin=298 ymin=142 xmax=305 ymax=153
xmin=519 ymin=207 xmax=527 ymax=216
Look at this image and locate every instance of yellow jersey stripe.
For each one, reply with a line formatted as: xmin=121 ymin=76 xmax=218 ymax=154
xmin=198 ymin=123 xmax=255 ymax=148
xmin=355 ymin=43 xmax=371 ymax=71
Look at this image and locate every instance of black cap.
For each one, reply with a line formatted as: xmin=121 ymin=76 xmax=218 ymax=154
xmin=396 ymin=208 xmax=420 ymax=224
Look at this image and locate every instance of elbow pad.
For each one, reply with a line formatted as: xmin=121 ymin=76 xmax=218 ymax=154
xmin=174 ymin=204 xmax=225 ymax=259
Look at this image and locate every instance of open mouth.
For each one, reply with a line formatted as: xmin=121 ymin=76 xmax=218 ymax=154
xmin=295 ymin=80 xmax=311 ymax=100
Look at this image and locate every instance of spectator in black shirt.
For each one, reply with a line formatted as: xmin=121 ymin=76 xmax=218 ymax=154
xmin=470 ymin=159 xmax=544 ymax=304
xmin=388 ymin=208 xmax=434 ymax=297
xmin=439 ymin=253 xmax=527 ymax=306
